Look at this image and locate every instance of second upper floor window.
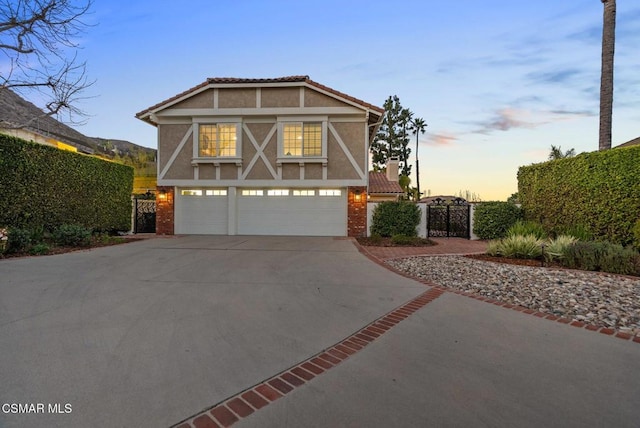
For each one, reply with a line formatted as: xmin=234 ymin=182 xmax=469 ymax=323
xmin=283 ymin=122 xmax=322 ymax=157
xmin=199 ymin=124 xmax=237 ymax=157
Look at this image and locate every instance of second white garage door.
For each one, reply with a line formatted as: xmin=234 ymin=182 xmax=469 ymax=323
xmin=237 ymin=189 xmax=347 ymax=236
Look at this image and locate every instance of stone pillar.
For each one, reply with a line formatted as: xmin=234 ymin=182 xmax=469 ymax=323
xmin=156 ymin=186 xmax=175 ymax=235
xmin=347 ymin=186 xmax=367 ymax=237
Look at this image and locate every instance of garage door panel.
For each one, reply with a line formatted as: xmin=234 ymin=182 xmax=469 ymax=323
xmin=237 ymin=193 xmax=346 ymax=236
xmin=176 ymin=193 xmax=228 ymax=235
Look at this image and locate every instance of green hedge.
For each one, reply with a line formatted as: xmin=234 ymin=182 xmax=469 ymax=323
xmin=371 ymin=201 xmax=421 ymax=237
xmin=472 ymin=201 xmax=522 ymax=240
xmin=0 ymin=134 xmax=133 ymax=232
xmin=518 ymin=145 xmax=640 ymax=246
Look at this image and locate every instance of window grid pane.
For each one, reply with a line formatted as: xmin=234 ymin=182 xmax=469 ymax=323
xmin=199 ymin=125 xmax=217 ymax=157
xmin=283 ymin=123 xmax=302 ymax=156
xmin=218 ymin=124 xmax=237 ymax=157
xmin=181 ymin=189 xmax=203 ymax=196
xmin=319 ymin=189 xmax=341 ymax=196
xmin=303 ymin=123 xmax=322 ymax=156
xmin=293 ymin=190 xmax=315 ymax=196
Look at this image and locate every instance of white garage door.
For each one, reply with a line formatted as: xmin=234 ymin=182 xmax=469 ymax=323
xmin=175 ymin=189 xmax=228 ymax=234
xmin=237 ymin=189 xmax=347 ymax=236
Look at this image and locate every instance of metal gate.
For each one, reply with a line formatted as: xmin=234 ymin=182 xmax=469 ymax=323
xmin=134 ymin=196 xmax=156 ymax=233
xmin=426 ymin=197 xmax=470 ymax=239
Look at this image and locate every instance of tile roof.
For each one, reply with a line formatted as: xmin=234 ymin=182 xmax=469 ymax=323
xmin=368 ymin=172 xmax=404 ymax=194
xmin=617 ymin=136 xmax=640 ymax=148
xmin=135 ymin=75 xmax=384 ymax=120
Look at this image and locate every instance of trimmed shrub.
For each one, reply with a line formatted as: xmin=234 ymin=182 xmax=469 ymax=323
xmin=507 ymin=220 xmax=546 ymax=239
xmin=371 ymin=201 xmax=421 ymax=237
xmin=518 ymin=145 xmax=640 ymax=246
xmin=53 ymin=224 xmax=92 ymax=247
xmin=473 ymin=201 xmax=522 ymax=240
xmin=7 ymin=227 xmax=32 ymax=253
xmin=0 ymin=134 xmax=133 ymax=233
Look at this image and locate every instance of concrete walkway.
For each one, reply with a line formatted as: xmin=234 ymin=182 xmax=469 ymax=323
xmin=1 ymin=236 xmax=639 ymax=428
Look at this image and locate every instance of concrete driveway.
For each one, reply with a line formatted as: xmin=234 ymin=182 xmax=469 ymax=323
xmin=0 ymin=236 xmax=426 ymax=427
xmin=1 ymin=236 xmax=639 ymax=428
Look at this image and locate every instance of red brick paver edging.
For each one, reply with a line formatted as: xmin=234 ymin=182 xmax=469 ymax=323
xmin=171 ymin=288 xmax=445 ymax=427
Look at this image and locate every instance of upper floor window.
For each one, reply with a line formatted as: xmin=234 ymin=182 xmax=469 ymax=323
xmin=283 ymin=122 xmax=322 ymax=157
xmin=199 ymin=124 xmax=237 ymax=157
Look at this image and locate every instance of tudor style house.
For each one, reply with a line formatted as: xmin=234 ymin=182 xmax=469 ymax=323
xmin=136 ymin=76 xmax=383 ymax=237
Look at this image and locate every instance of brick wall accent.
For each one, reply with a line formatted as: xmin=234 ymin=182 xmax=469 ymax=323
xmin=347 ymin=186 xmax=367 ymax=237
xmin=156 ymin=186 xmax=175 ymax=235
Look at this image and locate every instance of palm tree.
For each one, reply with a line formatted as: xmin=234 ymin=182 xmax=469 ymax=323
xmin=599 ymin=0 xmax=616 ymax=151
xmin=411 ymin=117 xmax=427 ymax=198
xmin=548 ymin=145 xmax=576 ymax=160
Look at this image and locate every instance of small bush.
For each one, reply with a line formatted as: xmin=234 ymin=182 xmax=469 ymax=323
xmin=7 ymin=227 xmax=32 ymax=253
xmin=371 ymin=201 xmax=421 ymax=237
xmin=507 ymin=220 xmax=547 ymax=240
xmin=53 ymin=224 xmax=92 ymax=247
xmin=486 ymin=240 xmax=501 ymax=257
xmin=491 ymin=234 xmax=544 ymax=259
xmin=473 ymin=201 xmax=522 ymax=240
xmin=599 ymin=244 xmax=639 ymax=276
xmin=562 ymin=241 xmax=605 ymax=271
xmin=29 ymin=243 xmax=50 ymax=255
xmin=544 ymin=235 xmax=577 ymax=262
xmin=561 ymin=241 xmax=639 ymax=275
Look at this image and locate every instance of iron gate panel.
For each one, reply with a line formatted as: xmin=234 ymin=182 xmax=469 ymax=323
xmin=426 ymin=197 xmax=470 ymax=239
xmin=134 ymin=198 xmax=156 ymax=233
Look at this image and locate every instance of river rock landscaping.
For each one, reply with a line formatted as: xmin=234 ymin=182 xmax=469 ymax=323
xmin=387 ymin=255 xmax=640 ymax=335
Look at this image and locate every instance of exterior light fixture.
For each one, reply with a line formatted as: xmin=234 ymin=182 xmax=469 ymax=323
xmin=158 ymin=189 xmax=167 ymax=201
xmin=354 ymin=190 xmax=362 ymax=202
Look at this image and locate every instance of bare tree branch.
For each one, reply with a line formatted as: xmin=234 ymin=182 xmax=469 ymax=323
xmin=0 ymin=0 xmax=94 ymax=125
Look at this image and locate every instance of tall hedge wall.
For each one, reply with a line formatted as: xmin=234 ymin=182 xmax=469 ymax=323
xmin=518 ymin=145 xmax=640 ymax=245
xmin=0 ymin=134 xmax=134 ymax=232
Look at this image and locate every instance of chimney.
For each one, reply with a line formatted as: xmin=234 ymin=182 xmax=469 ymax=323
xmin=386 ymin=157 xmax=399 ymax=182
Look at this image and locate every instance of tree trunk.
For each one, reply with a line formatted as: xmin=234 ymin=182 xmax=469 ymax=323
xmin=599 ymin=0 xmax=616 ymax=151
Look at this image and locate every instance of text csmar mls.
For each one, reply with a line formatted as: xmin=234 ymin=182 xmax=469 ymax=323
xmin=2 ymin=403 xmax=72 ymax=414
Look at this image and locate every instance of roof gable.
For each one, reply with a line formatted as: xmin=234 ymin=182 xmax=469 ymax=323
xmin=135 ymin=75 xmax=384 ymax=122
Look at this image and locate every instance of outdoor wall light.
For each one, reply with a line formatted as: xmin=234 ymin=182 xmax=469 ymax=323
xmin=354 ymin=190 xmax=362 ymax=202
xmin=158 ymin=189 xmax=167 ymax=201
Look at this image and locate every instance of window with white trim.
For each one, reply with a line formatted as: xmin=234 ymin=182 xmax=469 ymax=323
xmin=267 ymin=189 xmax=290 ymax=196
xmin=241 ymin=189 xmax=264 ymax=196
xmin=205 ymin=189 xmax=227 ymax=196
xmin=319 ymin=189 xmax=341 ymax=196
xmin=293 ymin=190 xmax=315 ymax=196
xmin=282 ymin=122 xmax=322 ymax=157
xmin=199 ymin=124 xmax=237 ymax=157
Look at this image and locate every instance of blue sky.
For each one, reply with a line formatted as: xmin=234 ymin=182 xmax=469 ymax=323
xmin=63 ymin=1 xmax=639 ymax=200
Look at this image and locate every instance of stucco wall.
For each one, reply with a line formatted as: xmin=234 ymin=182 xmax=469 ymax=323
xmin=261 ymin=88 xmax=299 ymax=108
xmin=219 ymin=88 xmax=256 ymax=108
xmin=158 ymin=124 xmax=191 ymax=173
xmin=171 ymin=89 xmax=214 ymax=109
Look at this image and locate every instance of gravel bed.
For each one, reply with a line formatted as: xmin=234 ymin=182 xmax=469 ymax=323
xmin=387 ymin=255 xmax=640 ymax=335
